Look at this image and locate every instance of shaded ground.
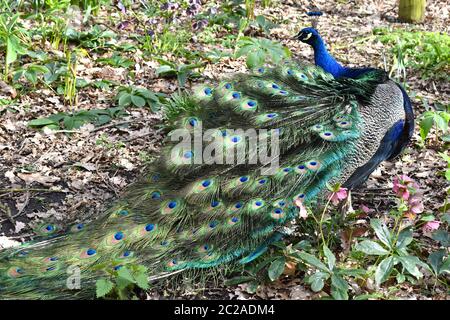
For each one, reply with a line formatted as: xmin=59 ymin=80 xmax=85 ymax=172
xmin=0 ymin=0 xmax=449 ymax=299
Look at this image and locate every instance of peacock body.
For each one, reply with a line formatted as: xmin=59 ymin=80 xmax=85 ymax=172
xmin=0 ymin=28 xmax=413 ymax=299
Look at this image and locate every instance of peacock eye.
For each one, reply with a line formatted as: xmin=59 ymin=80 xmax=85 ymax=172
xmin=303 ymin=33 xmax=312 ymax=41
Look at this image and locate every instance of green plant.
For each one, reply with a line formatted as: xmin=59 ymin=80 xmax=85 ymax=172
xmin=142 ymin=27 xmax=191 ymax=58
xmin=28 ymin=106 xmax=127 ymax=130
xmin=13 ymin=64 xmax=49 ymax=86
xmin=155 ymin=60 xmax=203 ymax=89
xmin=97 ymin=53 xmax=134 ymax=68
xmin=354 ymin=219 xmax=427 ymax=286
xmin=252 ymin=15 xmax=277 ymax=35
xmin=64 ymin=49 xmax=86 ymax=105
xmin=224 ymin=240 xmax=294 ymax=294
xmin=116 ymin=86 xmax=166 ymax=111
xmin=203 ymin=48 xmax=232 ymax=63
xmin=96 ymin=264 xmax=149 ymax=300
xmin=428 ymin=249 xmax=450 ymax=279
xmin=439 ymin=152 xmax=450 ymax=181
xmin=419 ymin=109 xmax=450 ymax=142
xmin=297 ymin=245 xmax=365 ymax=300
xmin=0 ymin=13 xmax=29 ymax=81
xmin=43 ymin=61 xmax=68 ymax=84
xmin=64 ymin=25 xmax=117 ymax=50
xmin=235 ymin=36 xmax=290 ymax=69
xmin=245 ymin=0 xmax=255 ymax=19
xmin=374 ymin=28 xmax=450 ymax=79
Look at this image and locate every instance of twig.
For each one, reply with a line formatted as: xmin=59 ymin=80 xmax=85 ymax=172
xmin=90 ymin=120 xmax=134 ymax=134
xmin=123 ymin=128 xmax=164 ymax=143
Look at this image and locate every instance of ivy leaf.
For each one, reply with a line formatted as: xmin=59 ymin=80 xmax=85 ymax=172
xmin=96 ymin=278 xmax=114 ymax=298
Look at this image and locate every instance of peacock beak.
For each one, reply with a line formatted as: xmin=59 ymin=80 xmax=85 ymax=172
xmin=292 ymin=32 xmax=304 ymax=40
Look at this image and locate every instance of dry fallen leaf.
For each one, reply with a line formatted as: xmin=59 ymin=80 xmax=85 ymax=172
xmin=17 ymin=172 xmax=61 ymax=186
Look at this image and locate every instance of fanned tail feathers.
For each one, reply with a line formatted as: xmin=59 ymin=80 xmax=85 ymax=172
xmin=0 ymin=61 xmax=387 ymax=299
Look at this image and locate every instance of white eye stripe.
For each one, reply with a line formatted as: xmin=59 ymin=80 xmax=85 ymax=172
xmin=303 ymin=33 xmax=312 ymax=40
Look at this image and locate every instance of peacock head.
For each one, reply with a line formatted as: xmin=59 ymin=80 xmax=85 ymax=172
xmin=293 ymin=27 xmax=320 ymax=45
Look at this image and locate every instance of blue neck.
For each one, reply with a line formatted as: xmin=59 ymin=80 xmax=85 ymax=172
xmin=312 ymin=37 xmax=373 ymax=79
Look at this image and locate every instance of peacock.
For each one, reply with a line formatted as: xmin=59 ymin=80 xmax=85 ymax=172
xmin=0 ymin=27 xmax=414 ymax=299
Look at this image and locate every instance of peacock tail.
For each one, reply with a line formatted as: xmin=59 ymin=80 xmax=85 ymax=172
xmin=0 ymin=60 xmax=408 ymax=299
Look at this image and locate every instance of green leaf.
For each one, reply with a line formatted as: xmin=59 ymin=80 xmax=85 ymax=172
xmin=246 ymin=50 xmax=264 ymax=69
xmin=396 ymin=228 xmax=413 ymax=250
xmin=419 ymin=114 xmax=434 ymax=140
xmin=444 ymin=169 xmax=450 ymax=181
xmin=432 ymin=230 xmax=450 ymax=247
xmin=428 ymin=249 xmax=445 ymax=275
xmin=118 ymin=93 xmax=132 ymax=107
xmin=375 ymin=256 xmax=395 ymax=286
xmin=133 ymin=272 xmax=149 ymax=290
xmin=338 ymin=268 xmax=367 ymax=277
xmin=27 ymin=118 xmax=58 ymax=128
xmin=96 ymin=278 xmax=114 ymax=298
xmin=155 ymin=65 xmax=175 ymax=76
xmin=268 ymin=257 xmax=285 ymax=281
xmin=330 ymin=285 xmax=348 ymax=300
xmin=355 ymin=240 xmax=389 ymax=256
xmin=439 ymin=257 xmax=450 ymax=275
xmin=63 ymin=116 xmax=76 ymax=129
xmin=293 ymin=240 xmax=312 ymax=251
xmin=297 ymin=252 xmax=329 ymax=272
xmin=397 ymin=256 xmax=423 ymax=279
xmin=434 ymin=112 xmax=448 ymax=132
xmin=6 ymin=37 xmax=18 ymax=66
xmin=441 ymin=213 xmax=450 ymax=224
xmin=308 ymin=271 xmax=328 ymax=292
xmin=396 ymin=273 xmax=406 ymax=284
xmin=331 ymin=274 xmax=348 ymax=292
xmin=135 ymin=88 xmax=156 ymax=100
xmin=96 ymin=115 xmax=112 ymax=126
xmin=131 ymin=95 xmax=146 ymax=107
xmin=117 ymin=267 xmax=135 ymax=283
xmin=246 ymin=281 xmax=259 ymax=294
xmin=370 ymin=219 xmax=392 ymax=248
xmin=323 ymin=244 xmax=336 ymax=270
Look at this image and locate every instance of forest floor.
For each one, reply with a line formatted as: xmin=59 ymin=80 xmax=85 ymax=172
xmin=0 ymin=0 xmax=449 ymax=300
